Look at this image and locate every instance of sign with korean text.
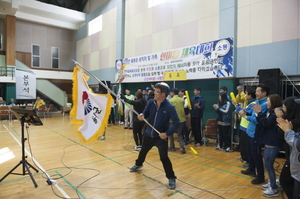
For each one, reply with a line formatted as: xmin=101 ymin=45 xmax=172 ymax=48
xmin=16 ymin=68 xmax=36 ymax=99
xmin=164 ymin=71 xmax=186 ymax=81
xmin=115 ymin=37 xmax=233 ymax=83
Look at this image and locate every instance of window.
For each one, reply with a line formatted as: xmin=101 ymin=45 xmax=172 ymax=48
xmin=148 ymin=0 xmax=167 ymax=8
xmin=32 ymin=45 xmax=40 ymax=67
xmin=51 ymin=47 xmax=59 ymax=68
xmin=88 ymin=15 xmax=102 ymax=36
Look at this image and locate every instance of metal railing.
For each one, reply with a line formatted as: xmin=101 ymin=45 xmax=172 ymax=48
xmin=0 ymin=66 xmax=15 ymax=79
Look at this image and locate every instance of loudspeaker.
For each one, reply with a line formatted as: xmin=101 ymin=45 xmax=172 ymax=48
xmin=99 ymin=81 xmax=111 ymax=94
xmin=258 ymin=68 xmax=281 ymax=95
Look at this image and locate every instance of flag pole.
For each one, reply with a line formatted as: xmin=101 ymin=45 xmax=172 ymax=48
xmin=72 ymin=60 xmax=161 ymax=135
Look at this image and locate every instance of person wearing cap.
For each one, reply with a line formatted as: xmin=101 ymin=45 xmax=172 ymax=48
xmin=144 ymin=87 xmax=151 ymax=100
xmin=129 ymin=82 xmax=180 ymax=189
xmin=277 ymin=98 xmax=300 ymax=199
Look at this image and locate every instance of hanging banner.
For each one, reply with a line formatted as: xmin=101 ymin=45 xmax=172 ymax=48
xmin=15 ymin=68 xmax=36 ymax=99
xmin=115 ymin=37 xmax=233 ymax=83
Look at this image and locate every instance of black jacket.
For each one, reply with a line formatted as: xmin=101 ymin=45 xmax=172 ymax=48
xmin=256 ymin=110 xmax=283 ymax=147
xmin=121 ymin=94 xmax=147 ymax=123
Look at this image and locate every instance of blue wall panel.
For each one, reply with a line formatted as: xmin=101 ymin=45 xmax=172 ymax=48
xmin=236 ymin=39 xmax=299 ymax=77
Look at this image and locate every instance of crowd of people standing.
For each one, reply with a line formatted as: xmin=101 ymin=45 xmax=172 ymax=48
xmin=111 ymin=82 xmax=300 ymax=197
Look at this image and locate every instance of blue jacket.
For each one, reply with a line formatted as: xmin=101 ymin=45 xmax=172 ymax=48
xmin=245 ymin=97 xmax=268 ymax=138
xmin=235 ymin=99 xmax=256 ymax=131
xmin=255 ymin=97 xmax=269 ymax=140
xmin=256 ymin=110 xmax=283 ymax=147
xmin=216 ymin=101 xmax=231 ymax=123
xmin=143 ymin=99 xmax=180 ymax=138
xmin=191 ymin=95 xmax=205 ymax=118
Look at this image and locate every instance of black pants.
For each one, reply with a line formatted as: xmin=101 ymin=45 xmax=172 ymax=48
xmin=239 ymin=129 xmax=249 ymax=162
xmin=280 ymin=161 xmax=294 ymax=199
xmin=182 ymin=121 xmax=189 ymax=142
xmin=135 ymin=135 xmax=176 ymax=179
xmin=109 ymin=107 xmax=115 ymax=124
xmin=218 ymin=125 xmax=231 ymax=148
xmin=133 ymin=121 xmax=144 ymax=146
xmin=248 ymin=136 xmax=264 ymax=179
xmin=294 ymin=178 xmax=300 ymax=199
xmin=191 ymin=117 xmax=202 ymax=144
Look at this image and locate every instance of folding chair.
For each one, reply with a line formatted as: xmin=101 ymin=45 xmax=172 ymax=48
xmin=0 ymin=106 xmax=10 ymax=120
xmin=46 ymin=104 xmax=54 ymax=117
xmin=37 ymin=105 xmax=47 ymax=118
xmin=10 ymin=106 xmax=19 ymax=120
xmin=202 ymin=119 xmax=219 ymax=146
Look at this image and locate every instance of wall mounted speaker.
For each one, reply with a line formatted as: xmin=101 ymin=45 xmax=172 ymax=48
xmin=258 ymin=68 xmax=281 ymax=95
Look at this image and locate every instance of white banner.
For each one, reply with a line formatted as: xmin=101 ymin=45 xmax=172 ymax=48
xmin=15 ymin=68 xmax=36 ymax=99
xmin=115 ymin=38 xmax=233 ymax=83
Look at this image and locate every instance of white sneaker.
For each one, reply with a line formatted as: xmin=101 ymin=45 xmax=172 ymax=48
xmin=134 ymin=146 xmax=139 ymax=151
xmin=261 ymin=182 xmax=270 ymax=190
xmin=100 ymin=136 xmax=105 ymax=140
xmin=262 ymin=187 xmax=279 ymax=197
xmin=215 ymin=145 xmax=221 ymax=151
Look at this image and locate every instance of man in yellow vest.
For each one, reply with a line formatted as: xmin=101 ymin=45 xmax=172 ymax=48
xmin=232 ymin=87 xmax=256 ymax=167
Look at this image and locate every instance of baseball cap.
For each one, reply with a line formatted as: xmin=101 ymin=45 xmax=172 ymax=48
xmin=295 ymin=98 xmax=300 ymax=104
xmin=145 ymin=87 xmax=151 ymax=90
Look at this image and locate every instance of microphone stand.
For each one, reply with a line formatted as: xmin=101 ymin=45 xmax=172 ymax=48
xmin=0 ymin=115 xmax=39 ymax=187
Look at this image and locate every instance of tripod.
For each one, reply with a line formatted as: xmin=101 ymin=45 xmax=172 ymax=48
xmin=0 ymin=115 xmax=39 ymax=187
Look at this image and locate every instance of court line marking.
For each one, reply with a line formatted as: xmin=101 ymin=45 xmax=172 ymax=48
xmin=2 ymin=124 xmax=71 ymax=198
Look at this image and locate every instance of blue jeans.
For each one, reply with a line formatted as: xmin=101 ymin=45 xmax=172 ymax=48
xmin=264 ymin=146 xmax=279 ymax=189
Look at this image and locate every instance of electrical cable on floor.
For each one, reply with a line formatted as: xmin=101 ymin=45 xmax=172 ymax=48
xmin=122 ymin=130 xmax=225 ymax=199
xmin=25 ymin=124 xmax=289 ymax=199
xmin=26 ymin=126 xmax=100 ymax=199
